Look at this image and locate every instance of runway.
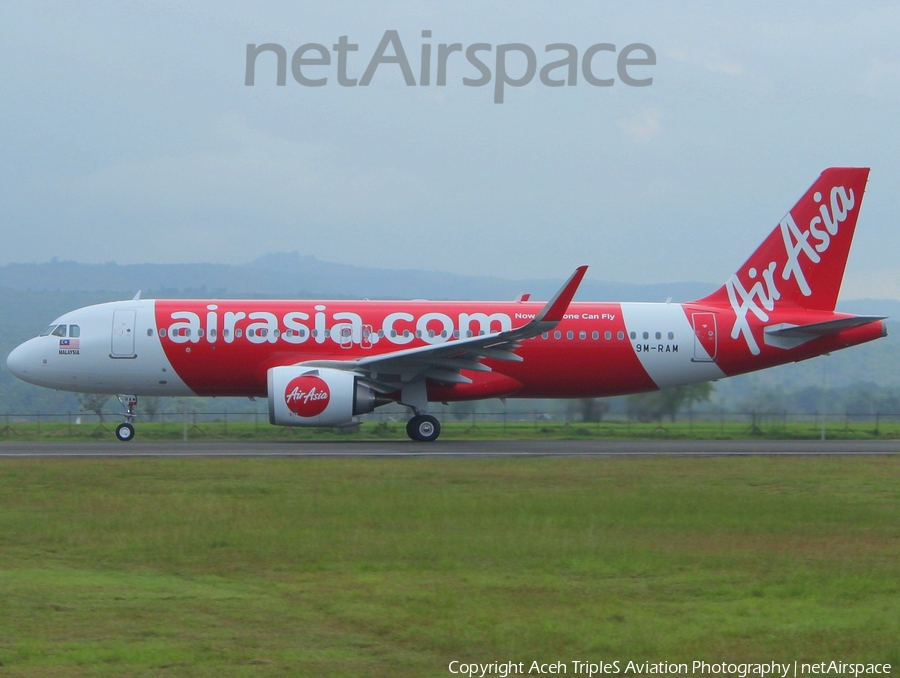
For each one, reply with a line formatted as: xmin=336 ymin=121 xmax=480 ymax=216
xmin=0 ymin=439 xmax=899 ymax=457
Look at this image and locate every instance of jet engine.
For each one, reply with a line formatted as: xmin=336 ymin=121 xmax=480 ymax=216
xmin=267 ymin=366 xmax=385 ymax=427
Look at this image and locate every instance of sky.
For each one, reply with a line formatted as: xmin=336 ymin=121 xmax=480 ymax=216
xmin=2 ymin=1 xmax=900 ymax=298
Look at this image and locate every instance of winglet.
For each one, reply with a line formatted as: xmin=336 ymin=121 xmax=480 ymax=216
xmin=534 ymin=266 xmax=588 ymax=323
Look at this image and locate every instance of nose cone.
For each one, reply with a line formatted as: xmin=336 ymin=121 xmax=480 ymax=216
xmin=7 ymin=341 xmax=34 ymax=382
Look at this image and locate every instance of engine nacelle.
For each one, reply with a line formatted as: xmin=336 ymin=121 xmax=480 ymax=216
xmin=267 ymin=366 xmax=379 ymax=427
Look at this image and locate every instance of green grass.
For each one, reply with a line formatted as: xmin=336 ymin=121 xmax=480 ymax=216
xmin=0 ymin=457 xmax=898 ymax=676
xmin=1 ymin=417 xmax=899 ymax=441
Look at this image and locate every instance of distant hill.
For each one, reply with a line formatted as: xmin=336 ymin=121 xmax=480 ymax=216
xmin=0 ymin=253 xmax=715 ymax=302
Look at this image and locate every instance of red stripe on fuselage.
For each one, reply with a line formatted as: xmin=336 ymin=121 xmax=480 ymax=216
xmin=154 ymin=300 xmax=657 ymax=398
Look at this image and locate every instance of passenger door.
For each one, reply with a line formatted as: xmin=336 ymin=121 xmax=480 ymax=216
xmin=111 ymin=310 xmax=137 ymax=358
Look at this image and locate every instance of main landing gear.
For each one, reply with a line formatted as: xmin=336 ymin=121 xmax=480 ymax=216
xmin=115 ymin=395 xmax=137 ymax=442
xmin=401 ymin=380 xmax=442 ymax=442
xmin=406 ymin=414 xmax=441 ymax=442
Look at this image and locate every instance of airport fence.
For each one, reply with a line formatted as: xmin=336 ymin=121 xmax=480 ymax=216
xmin=2 ymin=409 xmax=900 ymax=441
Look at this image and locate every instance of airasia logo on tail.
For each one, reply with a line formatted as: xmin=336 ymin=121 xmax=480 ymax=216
xmin=284 ymin=375 xmax=330 ymax=417
xmin=725 ymin=183 xmax=856 ymax=355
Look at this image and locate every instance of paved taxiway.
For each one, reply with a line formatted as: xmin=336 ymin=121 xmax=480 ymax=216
xmin=0 ymin=440 xmax=898 ymax=457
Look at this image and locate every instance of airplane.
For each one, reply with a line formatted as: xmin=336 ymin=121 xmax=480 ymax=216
xmin=6 ymin=167 xmax=886 ymax=442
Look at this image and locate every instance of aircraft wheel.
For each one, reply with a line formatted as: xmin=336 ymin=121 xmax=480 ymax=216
xmin=115 ymin=422 xmax=135 ymax=442
xmin=406 ymin=414 xmax=441 ymax=442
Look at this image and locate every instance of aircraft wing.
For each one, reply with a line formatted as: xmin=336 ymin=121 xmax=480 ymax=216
xmin=300 ymin=266 xmax=588 ymax=388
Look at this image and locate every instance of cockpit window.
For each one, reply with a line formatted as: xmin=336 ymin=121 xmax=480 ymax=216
xmin=51 ymin=325 xmax=68 ymax=337
xmin=69 ymin=325 xmax=80 ymax=338
xmin=40 ymin=325 xmax=57 ymax=337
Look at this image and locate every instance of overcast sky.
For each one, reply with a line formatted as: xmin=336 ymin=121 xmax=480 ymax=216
xmin=3 ymin=2 xmax=900 ymax=299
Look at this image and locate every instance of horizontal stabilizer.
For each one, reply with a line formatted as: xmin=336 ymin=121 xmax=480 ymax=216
xmin=764 ymin=315 xmax=885 ymax=349
xmin=766 ymin=315 xmax=885 ymax=338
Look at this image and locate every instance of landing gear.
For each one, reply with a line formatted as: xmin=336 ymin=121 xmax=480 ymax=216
xmin=115 ymin=422 xmax=135 ymax=442
xmin=401 ymin=379 xmax=441 ymax=442
xmin=116 ymin=394 xmax=138 ymax=442
xmin=406 ymin=414 xmax=441 ymax=442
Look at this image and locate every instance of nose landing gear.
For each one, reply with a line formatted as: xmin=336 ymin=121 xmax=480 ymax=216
xmin=115 ymin=395 xmax=138 ymax=442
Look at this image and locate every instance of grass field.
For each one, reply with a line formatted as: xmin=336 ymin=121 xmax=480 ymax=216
xmin=0 ymin=456 xmax=898 ymax=676
xmin=2 ymin=416 xmax=899 ymax=441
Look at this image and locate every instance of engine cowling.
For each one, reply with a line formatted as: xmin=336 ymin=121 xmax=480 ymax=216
xmin=267 ymin=366 xmax=380 ymax=427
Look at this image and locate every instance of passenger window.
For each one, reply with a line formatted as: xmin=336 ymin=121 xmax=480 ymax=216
xmin=69 ymin=325 xmax=80 ymax=337
xmin=554 ymin=331 xmax=561 ymax=339
xmin=617 ymin=331 xmax=625 ymax=340
xmin=566 ymin=331 xmax=574 ymax=340
xmin=159 ymin=328 xmax=167 ymax=337
xmin=629 ymin=331 xmax=636 ymax=340
xmin=147 ymin=329 xmax=153 ymax=337
xmin=655 ymin=332 xmax=661 ymax=340
xmin=642 ymin=332 xmax=649 ymax=340
xmin=592 ymin=331 xmax=599 ymax=340
xmin=604 ymin=331 xmax=611 ymax=340
xmin=235 ymin=329 xmax=243 ymax=338
xmin=541 ymin=332 xmax=548 ymax=339
xmin=579 ymin=331 xmax=586 ymax=340
xmin=52 ymin=325 xmax=67 ymax=337
xmin=668 ymin=332 xmax=674 ymax=340
xmin=248 ymin=329 xmax=255 ymax=337
xmin=210 ymin=329 xmax=218 ymax=338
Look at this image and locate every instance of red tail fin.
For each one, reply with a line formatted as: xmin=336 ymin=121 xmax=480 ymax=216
xmin=697 ymin=167 xmax=870 ymax=312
